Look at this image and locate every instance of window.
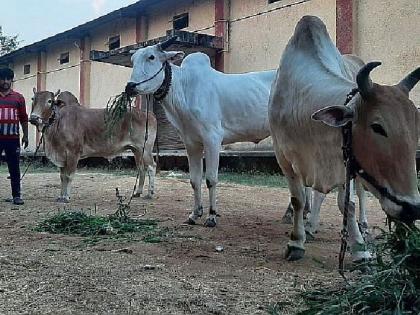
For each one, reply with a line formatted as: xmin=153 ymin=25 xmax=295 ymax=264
xmin=268 ymin=0 xmax=281 ymax=3
xmin=59 ymin=52 xmax=69 ymax=64
xmin=23 ymin=64 xmax=30 ymax=75
xmin=108 ymin=35 xmax=120 ymax=50
xmin=173 ymin=13 xmax=188 ymax=30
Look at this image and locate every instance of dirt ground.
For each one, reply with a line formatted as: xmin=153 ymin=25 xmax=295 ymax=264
xmin=0 ymin=170 xmax=387 ymax=314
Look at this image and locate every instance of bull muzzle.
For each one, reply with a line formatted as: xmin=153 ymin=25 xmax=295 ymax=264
xmin=29 ymin=115 xmax=41 ymax=126
xmin=29 ymin=114 xmax=45 ymax=132
xmin=125 ymin=82 xmax=138 ymax=97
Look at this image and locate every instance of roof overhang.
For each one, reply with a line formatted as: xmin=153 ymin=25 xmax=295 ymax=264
xmin=90 ymin=30 xmax=223 ymax=67
xmin=0 ymin=0 xmax=166 ymax=65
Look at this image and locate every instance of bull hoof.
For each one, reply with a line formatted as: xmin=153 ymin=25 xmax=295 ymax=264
xmin=142 ymin=195 xmax=153 ymax=200
xmin=285 ymin=246 xmax=305 ymax=261
xmin=132 ymin=193 xmax=141 ymax=198
xmin=56 ymin=197 xmax=70 ymax=203
xmin=204 ymin=217 xmax=217 ymax=228
xmin=352 ymin=259 xmax=372 ymax=274
xmin=281 ymin=215 xmax=293 ymax=225
xmin=305 ymin=230 xmax=316 ymax=241
xmin=184 ymin=218 xmax=196 ymax=225
xmin=358 ymin=222 xmax=369 ymax=236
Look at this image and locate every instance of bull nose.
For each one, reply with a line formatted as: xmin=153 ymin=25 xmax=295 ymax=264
xmin=125 ymin=82 xmax=138 ymax=96
xmin=29 ymin=115 xmax=38 ymax=124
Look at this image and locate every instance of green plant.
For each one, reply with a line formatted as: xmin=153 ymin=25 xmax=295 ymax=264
xmin=35 ymin=211 xmax=163 ymax=243
xmin=104 ymin=92 xmax=134 ymax=138
xmin=299 ymin=222 xmax=420 ymax=315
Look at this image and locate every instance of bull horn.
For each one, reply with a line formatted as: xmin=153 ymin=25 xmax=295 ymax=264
xmin=398 ymin=67 xmax=420 ymax=92
xmin=356 ymin=61 xmax=382 ymax=99
xmin=158 ymin=36 xmax=178 ymax=50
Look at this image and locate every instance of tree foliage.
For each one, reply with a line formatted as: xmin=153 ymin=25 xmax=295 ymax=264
xmin=0 ymin=26 xmax=20 ymax=57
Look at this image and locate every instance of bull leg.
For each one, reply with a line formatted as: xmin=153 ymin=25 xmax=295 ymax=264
xmin=132 ymin=150 xmax=146 ymax=198
xmin=282 ymin=187 xmax=311 ymax=224
xmin=58 ymin=167 xmax=70 ymax=203
xmin=144 ymin=147 xmax=157 ymax=199
xmin=185 ymin=144 xmax=204 ymax=225
xmin=57 ymin=158 xmax=77 ymax=203
xmin=203 ymin=140 xmax=221 ymax=228
xmin=304 ymin=190 xmax=326 ymax=240
xmin=281 ymin=202 xmax=294 ymax=224
xmin=273 ymin=149 xmax=306 ymax=260
xmin=145 ymin=164 xmax=156 ymax=199
xmin=355 ymin=179 xmax=369 ymax=237
xmin=286 ymin=180 xmax=307 ymax=261
xmin=337 ymin=185 xmax=372 ymax=263
xmin=303 ymin=187 xmax=312 ymax=219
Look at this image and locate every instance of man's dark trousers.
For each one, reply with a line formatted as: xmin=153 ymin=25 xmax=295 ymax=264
xmin=0 ymin=139 xmax=21 ymax=198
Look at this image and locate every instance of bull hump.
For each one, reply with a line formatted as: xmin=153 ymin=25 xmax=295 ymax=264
xmin=181 ymin=52 xmax=211 ymax=68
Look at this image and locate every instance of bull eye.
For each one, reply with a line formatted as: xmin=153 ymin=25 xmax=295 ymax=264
xmin=148 ymin=55 xmax=155 ymax=61
xmin=371 ymin=123 xmax=388 ymax=137
xmin=47 ymin=100 xmax=52 ymax=104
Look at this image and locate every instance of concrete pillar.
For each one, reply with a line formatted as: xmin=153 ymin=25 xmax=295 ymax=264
xmin=135 ymin=15 xmax=148 ymax=109
xmin=136 ymin=15 xmax=148 ymax=43
xmin=336 ymin=0 xmax=354 ymax=54
xmin=36 ymin=51 xmax=46 ymax=92
xmin=35 ymin=51 xmax=47 ymax=143
xmin=215 ymin=0 xmax=229 ymax=72
xmin=79 ymin=36 xmax=91 ymax=107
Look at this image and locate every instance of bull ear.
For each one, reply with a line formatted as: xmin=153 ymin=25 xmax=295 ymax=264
xmin=164 ymin=51 xmax=185 ymax=63
xmin=32 ymin=87 xmax=36 ymax=94
xmin=54 ymin=89 xmax=61 ymax=97
xmin=55 ymin=100 xmax=66 ymax=107
xmin=312 ymin=105 xmax=354 ymax=127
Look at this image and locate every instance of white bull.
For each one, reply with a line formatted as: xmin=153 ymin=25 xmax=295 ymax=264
xmin=269 ymin=15 xmax=420 ymax=262
xmin=125 ymin=38 xmax=275 ymax=227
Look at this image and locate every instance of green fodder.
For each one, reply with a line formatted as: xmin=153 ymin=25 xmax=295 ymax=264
xmin=299 ymin=222 xmax=420 ymax=315
xmin=104 ymin=92 xmax=134 ymax=138
xmin=35 ymin=211 xmax=162 ymax=243
xmin=218 ymin=171 xmax=289 ymax=188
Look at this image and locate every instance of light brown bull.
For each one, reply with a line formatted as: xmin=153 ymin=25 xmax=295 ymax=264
xmin=269 ymin=16 xmax=420 ymax=262
xmin=29 ymin=89 xmax=157 ymax=202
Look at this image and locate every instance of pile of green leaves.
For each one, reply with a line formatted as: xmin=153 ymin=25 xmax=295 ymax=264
xmin=35 ymin=211 xmax=162 ymax=243
xmin=104 ymin=92 xmax=133 ymax=138
xmin=299 ymin=222 xmax=420 ymax=315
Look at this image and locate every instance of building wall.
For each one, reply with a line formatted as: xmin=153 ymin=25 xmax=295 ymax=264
xmin=11 ymin=54 xmax=38 ymax=151
xmin=89 ymin=18 xmax=137 ymax=107
xmin=90 ymin=18 xmax=137 ymax=51
xmin=89 ymin=62 xmax=132 ymax=108
xmin=147 ymin=0 xmax=215 ymax=38
xmin=355 ymin=0 xmax=420 ymax=104
xmin=45 ymin=40 xmax=80 ymax=97
xmin=227 ymin=0 xmax=336 ymax=73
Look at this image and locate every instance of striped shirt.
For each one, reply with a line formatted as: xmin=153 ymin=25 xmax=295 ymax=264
xmin=0 ymin=90 xmax=28 ymax=139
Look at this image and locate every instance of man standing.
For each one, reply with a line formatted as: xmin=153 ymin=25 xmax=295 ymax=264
xmin=0 ymin=67 xmax=28 ymax=205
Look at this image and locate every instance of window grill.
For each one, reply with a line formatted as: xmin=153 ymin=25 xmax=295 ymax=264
xmin=173 ymin=13 xmax=189 ymax=30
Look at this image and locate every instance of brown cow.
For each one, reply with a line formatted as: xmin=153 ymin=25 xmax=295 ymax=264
xmin=29 ymin=89 xmax=157 ymax=202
